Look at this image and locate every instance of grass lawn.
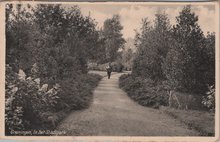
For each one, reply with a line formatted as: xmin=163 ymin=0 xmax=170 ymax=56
xmin=161 ymin=106 xmax=215 ymax=136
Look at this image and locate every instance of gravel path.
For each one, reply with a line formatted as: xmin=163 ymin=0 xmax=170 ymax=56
xmin=56 ymin=72 xmax=199 ymax=136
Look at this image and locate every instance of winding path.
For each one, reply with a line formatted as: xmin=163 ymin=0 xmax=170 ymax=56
xmin=57 ymin=72 xmax=199 ymax=136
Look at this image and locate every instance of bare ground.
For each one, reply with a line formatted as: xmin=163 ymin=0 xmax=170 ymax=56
xmin=56 ymin=72 xmax=199 ymax=136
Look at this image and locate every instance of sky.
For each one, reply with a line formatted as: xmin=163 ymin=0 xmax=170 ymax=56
xmin=65 ymin=3 xmax=215 ymax=39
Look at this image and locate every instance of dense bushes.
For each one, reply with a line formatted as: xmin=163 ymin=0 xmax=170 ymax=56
xmin=5 ymin=65 xmax=101 ymax=135
xmin=119 ymin=74 xmax=168 ymax=108
xmin=119 ymin=74 xmax=206 ymax=110
xmin=59 ymin=74 xmax=102 ymax=110
xmin=5 ymin=65 xmax=61 ymax=134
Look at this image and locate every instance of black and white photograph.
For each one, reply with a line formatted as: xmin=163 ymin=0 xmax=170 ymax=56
xmin=2 ymin=1 xmax=219 ymax=140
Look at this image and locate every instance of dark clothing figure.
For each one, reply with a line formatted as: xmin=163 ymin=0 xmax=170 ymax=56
xmin=106 ymin=65 xmax=112 ymax=79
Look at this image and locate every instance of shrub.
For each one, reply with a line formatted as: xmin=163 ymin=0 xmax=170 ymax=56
xmin=6 ymin=64 xmax=102 ymax=135
xmin=112 ymin=62 xmax=124 ymax=72
xmin=6 ymin=65 xmax=63 ymax=134
xmin=167 ymin=91 xmax=204 ymax=110
xmin=202 ymin=85 xmax=215 ymax=112
xmin=5 ymin=65 xmax=26 ymax=134
xmin=119 ymin=74 xmax=169 ymax=108
xmin=59 ymin=74 xmax=101 ymax=110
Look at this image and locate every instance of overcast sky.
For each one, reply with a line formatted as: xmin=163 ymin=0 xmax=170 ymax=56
xmin=68 ymin=3 xmax=215 ymax=39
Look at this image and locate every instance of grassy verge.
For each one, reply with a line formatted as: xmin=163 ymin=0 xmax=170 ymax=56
xmin=161 ymin=106 xmax=214 ymax=136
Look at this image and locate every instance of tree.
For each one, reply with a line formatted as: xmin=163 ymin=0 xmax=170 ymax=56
xmin=132 ymin=12 xmax=171 ymax=82
xmin=132 ymin=18 xmax=153 ymax=77
xmin=102 ymin=15 xmax=125 ymax=62
xmin=163 ymin=5 xmax=207 ymax=94
xmin=6 ymin=4 xmax=35 ymax=73
xmin=6 ymin=4 xmax=101 ymax=83
xmin=121 ymin=48 xmax=134 ymax=71
xmin=204 ymin=32 xmax=215 ymax=86
xmin=32 ymin=4 xmax=101 ymax=78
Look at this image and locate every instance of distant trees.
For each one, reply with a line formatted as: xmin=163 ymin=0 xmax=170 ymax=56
xmin=121 ymin=48 xmax=135 ymax=71
xmin=102 ymin=15 xmax=125 ymax=63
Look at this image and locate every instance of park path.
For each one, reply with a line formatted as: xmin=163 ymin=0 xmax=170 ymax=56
xmin=56 ymin=72 xmax=199 ymax=136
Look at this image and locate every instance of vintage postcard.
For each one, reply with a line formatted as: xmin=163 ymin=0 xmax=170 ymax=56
xmin=0 ymin=1 xmax=219 ymax=141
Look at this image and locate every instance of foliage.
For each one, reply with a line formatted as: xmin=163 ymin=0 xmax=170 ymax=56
xmin=120 ymin=46 xmax=135 ymax=71
xmin=5 ymin=65 xmax=61 ymax=134
xmin=102 ymin=15 xmax=126 ymax=62
xmin=5 ymin=3 xmax=102 ymax=134
xmin=203 ymin=32 xmax=215 ymax=86
xmin=5 ymin=66 xmax=24 ymax=133
xmin=126 ymin=12 xmax=172 ymax=108
xmin=88 ymin=61 xmax=124 ymax=72
xmin=6 ymin=4 xmax=100 ymax=80
xmin=59 ymin=74 xmax=102 ymax=110
xmin=111 ymin=62 xmax=124 ymax=72
xmin=5 ymin=64 xmax=101 ymax=135
xmin=128 ymin=6 xmax=215 ymax=110
xmin=202 ymin=85 xmax=215 ymax=112
xmin=133 ymin=13 xmax=171 ymax=81
xmin=119 ymin=74 xmax=169 ymax=108
xmin=6 ymin=4 xmax=34 ymax=73
xmin=163 ymin=5 xmax=211 ymax=94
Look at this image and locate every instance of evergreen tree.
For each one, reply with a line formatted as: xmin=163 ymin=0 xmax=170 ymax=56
xmin=163 ymin=5 xmax=207 ymax=94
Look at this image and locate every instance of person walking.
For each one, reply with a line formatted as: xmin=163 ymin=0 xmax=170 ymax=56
xmin=106 ymin=63 xmax=112 ymax=79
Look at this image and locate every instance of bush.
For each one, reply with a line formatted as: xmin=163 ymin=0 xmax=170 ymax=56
xmin=167 ymin=91 xmax=204 ymax=110
xmin=59 ymin=74 xmax=101 ymax=110
xmin=202 ymin=85 xmax=215 ymax=112
xmin=5 ymin=64 xmax=102 ymax=135
xmin=119 ymin=74 xmax=169 ymax=108
xmin=5 ymin=65 xmax=61 ymax=134
xmin=112 ymin=62 xmax=124 ymax=72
